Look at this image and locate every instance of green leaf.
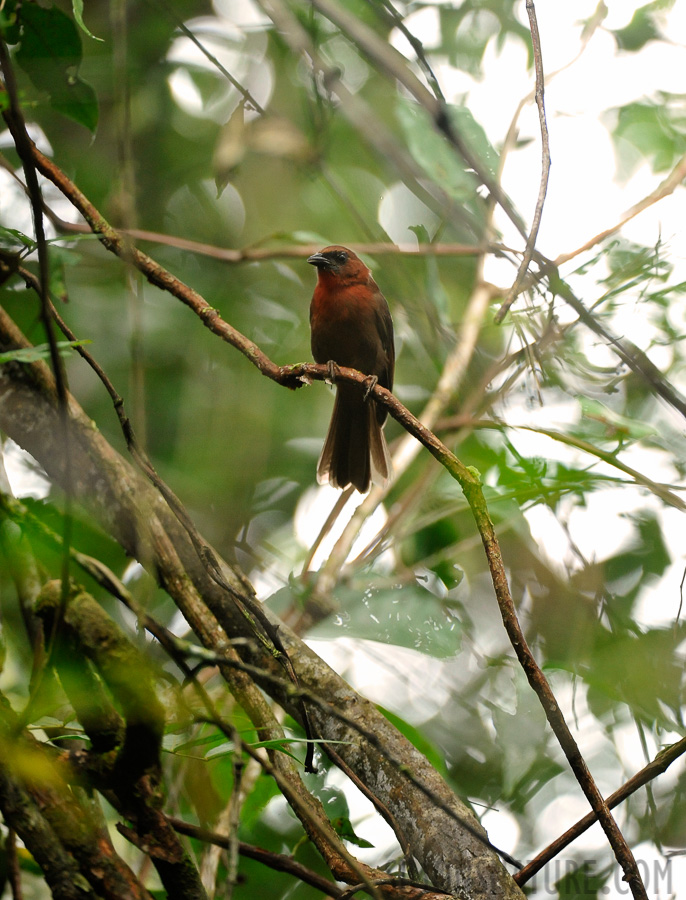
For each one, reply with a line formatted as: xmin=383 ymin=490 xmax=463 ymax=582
xmin=586 ymin=625 xmax=683 ymax=727
xmin=0 ymin=225 xmax=35 ymax=251
xmin=379 ymin=707 xmax=447 ymax=776
xmin=437 ymin=2 xmax=532 ymax=75
xmin=396 ymin=99 xmax=491 ymax=205
xmin=611 ymin=0 xmax=673 ymax=51
xmin=304 ymin=577 xmax=461 ymax=659
xmin=0 ymin=340 xmax=91 ymax=365
xmin=331 ymin=816 xmax=374 ymax=848
xmin=0 ymin=0 xmax=21 ymax=44
xmin=554 ymin=860 xmax=611 ymax=898
xmin=71 ymin=0 xmax=103 ymax=41
xmin=608 ymin=97 xmax=686 ymax=178
xmin=16 ymin=4 xmax=98 ymax=132
xmin=579 ymin=397 xmax=658 ymax=441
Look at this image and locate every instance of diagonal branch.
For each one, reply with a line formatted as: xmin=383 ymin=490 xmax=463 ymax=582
xmin=515 ymin=737 xmax=686 ymax=885
xmin=7 ymin=139 xmax=648 ymax=899
xmin=0 ymin=306 xmax=523 ymax=898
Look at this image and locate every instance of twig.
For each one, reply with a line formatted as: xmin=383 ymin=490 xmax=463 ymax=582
xmin=6 ymin=828 xmax=23 ymax=900
xmin=165 ymin=14 xmax=266 ymax=115
xmin=515 ymin=737 xmax=686 ymax=885
xmin=555 ymin=152 xmax=686 ymax=266
xmin=307 ymin=0 xmax=527 ymax=240
xmin=225 ymin=756 xmax=243 ymax=900
xmin=367 ymin=0 xmax=445 ymax=102
xmin=495 ymin=0 xmax=551 ymax=323
xmin=464 ymin=471 xmax=647 ymax=898
xmin=169 ymin=818 xmax=345 ymax=897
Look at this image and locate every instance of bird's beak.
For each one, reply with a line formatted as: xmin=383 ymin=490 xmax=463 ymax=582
xmin=307 ymin=252 xmax=336 ymax=271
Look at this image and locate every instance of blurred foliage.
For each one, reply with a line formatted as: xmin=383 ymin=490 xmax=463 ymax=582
xmin=1 ymin=0 xmax=686 ymax=898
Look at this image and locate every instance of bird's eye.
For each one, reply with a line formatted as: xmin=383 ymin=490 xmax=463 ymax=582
xmin=334 ymin=251 xmax=348 ymax=264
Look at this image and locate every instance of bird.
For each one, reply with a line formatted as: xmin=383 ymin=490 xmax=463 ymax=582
xmin=308 ymin=245 xmax=395 ymax=493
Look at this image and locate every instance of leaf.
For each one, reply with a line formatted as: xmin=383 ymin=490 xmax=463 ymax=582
xmin=16 ymin=4 xmax=98 ymax=132
xmin=608 ymin=97 xmax=686 ymax=178
xmin=71 ymin=0 xmax=103 ymax=41
xmin=0 ymin=0 xmax=21 ymax=45
xmin=610 ymin=0 xmax=673 ymax=51
xmin=0 ymin=340 xmax=91 ymax=365
xmin=304 ymin=577 xmax=461 ymax=659
xmin=586 ymin=625 xmax=684 ymax=727
xmin=579 ymin=397 xmax=658 ymax=441
xmin=437 ymin=2 xmax=532 ymax=75
xmin=554 ymin=860 xmax=611 ymax=898
xmin=0 ymin=225 xmax=35 ymax=251
xmin=379 ymin=706 xmax=447 ymax=776
xmin=396 ymin=99 xmax=480 ymax=205
xmin=331 ymin=816 xmax=374 ymax=848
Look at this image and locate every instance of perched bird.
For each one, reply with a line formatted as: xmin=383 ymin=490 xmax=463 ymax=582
xmin=308 ymin=245 xmax=395 ymax=493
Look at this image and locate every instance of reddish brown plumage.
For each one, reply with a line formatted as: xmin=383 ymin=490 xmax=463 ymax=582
xmin=308 ymin=245 xmax=395 ymax=493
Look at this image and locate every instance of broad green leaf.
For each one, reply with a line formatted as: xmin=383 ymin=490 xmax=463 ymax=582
xmin=437 ymin=2 xmax=532 ymax=75
xmin=16 ymin=4 xmax=98 ymax=132
xmin=331 ymin=816 xmax=374 ymax=848
xmin=586 ymin=625 xmax=684 ymax=727
xmin=0 ymin=225 xmax=35 ymax=251
xmin=305 ymin=577 xmax=461 ymax=659
xmin=396 ymin=98 xmax=498 ymax=207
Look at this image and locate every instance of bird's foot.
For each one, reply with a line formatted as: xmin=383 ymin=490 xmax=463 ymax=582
xmin=363 ymin=374 xmax=378 ymax=401
xmin=326 ymin=360 xmax=340 ymax=384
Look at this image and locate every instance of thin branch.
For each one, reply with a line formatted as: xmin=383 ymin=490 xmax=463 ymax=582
xmin=366 ymin=0 xmax=445 ymax=102
xmin=166 ymin=16 xmax=266 ymax=115
xmin=515 ymin=737 xmax=686 ymax=885
xmin=169 ymin=818 xmax=345 ymax=898
xmin=307 ymin=0 xmax=527 ymax=240
xmin=50 ymin=218 xmax=491 ymax=261
xmin=495 ymin=0 xmax=551 ymax=323
xmin=555 ymin=152 xmax=686 ymax=266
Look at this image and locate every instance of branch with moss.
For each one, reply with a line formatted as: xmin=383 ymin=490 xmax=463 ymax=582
xmin=0 ymin=305 xmax=522 ymax=897
xmin=2 ymin=133 xmax=648 ymax=895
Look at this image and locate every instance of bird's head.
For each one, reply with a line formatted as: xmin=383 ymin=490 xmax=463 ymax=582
xmin=307 ymin=246 xmax=368 ymax=281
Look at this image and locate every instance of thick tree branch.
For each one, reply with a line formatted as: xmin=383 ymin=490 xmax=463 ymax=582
xmin=0 ymin=306 xmax=523 ymax=898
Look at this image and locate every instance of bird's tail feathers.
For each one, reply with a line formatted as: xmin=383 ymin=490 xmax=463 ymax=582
xmin=317 ymin=389 xmax=391 ymax=493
